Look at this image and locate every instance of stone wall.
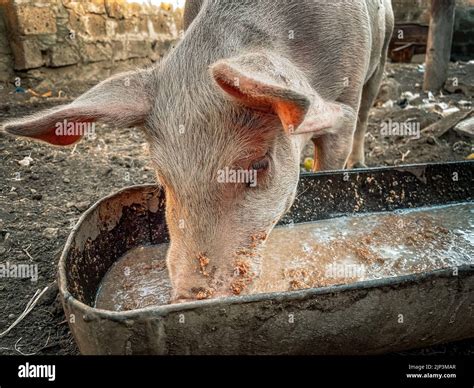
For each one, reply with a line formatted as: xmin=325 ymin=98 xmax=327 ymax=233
xmin=392 ymin=0 xmax=474 ymax=61
xmin=0 ymin=0 xmax=183 ymax=88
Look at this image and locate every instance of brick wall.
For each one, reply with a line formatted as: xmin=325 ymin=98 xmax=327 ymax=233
xmin=0 ymin=0 xmax=183 ymax=87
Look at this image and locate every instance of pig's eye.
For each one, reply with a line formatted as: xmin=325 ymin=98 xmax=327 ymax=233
xmin=251 ymin=155 xmax=270 ymax=172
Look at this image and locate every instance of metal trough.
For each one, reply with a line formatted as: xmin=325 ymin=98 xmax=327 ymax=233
xmin=58 ymin=161 xmax=474 ymax=355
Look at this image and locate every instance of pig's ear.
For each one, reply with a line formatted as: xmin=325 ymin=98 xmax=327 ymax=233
xmin=210 ymin=55 xmax=349 ymax=135
xmin=2 ymin=69 xmax=153 ymax=146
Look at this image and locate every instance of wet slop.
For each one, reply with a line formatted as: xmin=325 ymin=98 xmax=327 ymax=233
xmin=95 ymin=203 xmax=473 ymax=311
xmin=95 ymin=244 xmax=171 ymax=311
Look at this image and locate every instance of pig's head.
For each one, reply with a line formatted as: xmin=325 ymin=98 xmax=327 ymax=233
xmin=2 ymin=52 xmax=349 ymax=301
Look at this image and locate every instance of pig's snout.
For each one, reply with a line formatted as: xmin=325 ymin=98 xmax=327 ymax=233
xmin=167 ymin=233 xmax=267 ymax=302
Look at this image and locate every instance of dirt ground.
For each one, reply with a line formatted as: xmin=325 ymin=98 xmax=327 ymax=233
xmin=0 ymin=62 xmax=472 ymax=355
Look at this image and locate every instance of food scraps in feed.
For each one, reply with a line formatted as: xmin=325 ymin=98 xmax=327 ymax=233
xmin=250 ymin=231 xmax=267 ymax=248
xmin=95 ymin=204 xmax=473 ymax=310
xmin=234 ymin=260 xmax=250 ymax=276
xmin=230 ymin=278 xmax=247 ymax=295
xmin=195 ymin=288 xmax=214 ymax=300
xmin=197 ymin=252 xmax=210 ymax=277
xmin=230 ymin=259 xmax=254 ymax=295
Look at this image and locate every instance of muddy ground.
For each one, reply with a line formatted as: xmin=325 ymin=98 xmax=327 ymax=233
xmin=0 ymin=62 xmax=472 ymax=355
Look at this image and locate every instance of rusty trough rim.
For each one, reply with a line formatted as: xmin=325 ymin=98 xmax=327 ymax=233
xmin=58 ymin=161 xmax=474 ymax=323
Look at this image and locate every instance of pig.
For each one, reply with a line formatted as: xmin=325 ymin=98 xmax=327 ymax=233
xmin=2 ymin=0 xmax=394 ymax=302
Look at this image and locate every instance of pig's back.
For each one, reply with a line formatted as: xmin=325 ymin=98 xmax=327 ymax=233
xmin=249 ymin=0 xmax=392 ymax=104
xmin=188 ymin=0 xmax=392 ymax=106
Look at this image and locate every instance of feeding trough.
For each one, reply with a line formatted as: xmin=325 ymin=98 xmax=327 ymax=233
xmin=58 ymin=161 xmax=474 ymax=355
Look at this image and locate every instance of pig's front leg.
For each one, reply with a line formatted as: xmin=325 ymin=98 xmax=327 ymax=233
xmin=310 ymin=112 xmax=357 ymax=171
xmin=312 ymin=134 xmax=353 ymax=171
